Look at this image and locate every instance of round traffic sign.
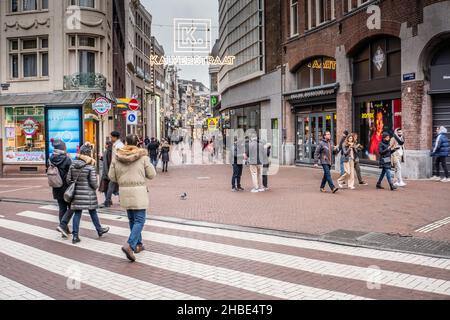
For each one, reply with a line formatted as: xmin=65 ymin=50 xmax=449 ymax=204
xmin=128 ymin=113 xmax=137 ymax=122
xmin=129 ymin=98 xmax=140 ymax=111
xmin=92 ymin=97 xmax=112 ymax=115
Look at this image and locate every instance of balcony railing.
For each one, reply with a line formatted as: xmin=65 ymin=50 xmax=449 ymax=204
xmin=63 ymin=73 xmax=107 ymax=91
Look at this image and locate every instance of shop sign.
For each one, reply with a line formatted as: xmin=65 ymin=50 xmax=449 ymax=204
xmin=1 ymin=83 xmax=10 ymax=90
xmin=208 ymin=118 xmax=218 ymax=131
xmin=403 ymin=73 xmax=416 ymax=81
xmin=4 ymin=151 xmax=45 ymax=163
xmin=287 ymin=88 xmax=336 ymax=101
xmin=373 ymin=46 xmax=385 ymax=72
xmin=21 ymin=117 xmax=38 ymax=135
xmin=308 ymin=59 xmax=336 ymax=70
xmin=92 ymin=97 xmax=112 ymax=115
xmin=210 ymin=96 xmax=219 ymax=107
xmin=361 ymin=113 xmax=375 ymax=119
xmin=47 ymin=109 xmax=82 ymax=160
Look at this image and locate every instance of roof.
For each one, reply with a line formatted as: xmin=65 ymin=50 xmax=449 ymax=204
xmin=0 ymin=92 xmax=92 ymax=106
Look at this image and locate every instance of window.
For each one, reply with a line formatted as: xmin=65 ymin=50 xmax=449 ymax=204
xmin=9 ymin=0 xmax=48 ymax=12
xmin=72 ymin=0 xmax=95 ymax=8
xmin=4 ymin=107 xmax=46 ymax=164
xmin=9 ymin=37 xmax=49 ymax=79
xmin=296 ymin=57 xmax=336 ymax=89
xmin=67 ymin=35 xmax=101 ymax=76
xmin=290 ymin=0 xmax=299 ymax=37
xmin=79 ymin=51 xmax=95 ymax=74
xmin=79 ymin=36 xmax=96 ymax=48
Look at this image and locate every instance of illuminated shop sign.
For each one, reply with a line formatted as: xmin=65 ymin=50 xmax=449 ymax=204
xmin=307 ymin=59 xmax=336 ymax=70
xmin=150 ymin=55 xmax=236 ymax=66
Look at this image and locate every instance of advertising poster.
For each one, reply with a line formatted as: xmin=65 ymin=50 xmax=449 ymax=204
xmin=47 ymin=108 xmax=82 ymax=160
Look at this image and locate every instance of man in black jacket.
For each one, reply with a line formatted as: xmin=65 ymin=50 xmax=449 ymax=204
xmin=147 ymin=137 xmax=160 ymax=169
xmin=377 ymin=132 xmax=398 ymax=191
xmin=230 ymin=137 xmax=245 ymax=192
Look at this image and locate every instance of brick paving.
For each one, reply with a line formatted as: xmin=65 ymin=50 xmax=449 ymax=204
xmin=1 ymin=165 xmax=449 ymax=242
xmin=0 ymin=202 xmax=449 ymax=300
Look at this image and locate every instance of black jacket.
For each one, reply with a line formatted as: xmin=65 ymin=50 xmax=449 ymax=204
xmin=147 ymin=141 xmax=160 ymax=158
xmin=49 ymin=153 xmax=72 ymax=201
xmin=67 ymin=157 xmax=98 ymax=210
xmin=102 ymin=147 xmax=112 ymax=180
xmin=379 ymin=140 xmax=393 ymax=169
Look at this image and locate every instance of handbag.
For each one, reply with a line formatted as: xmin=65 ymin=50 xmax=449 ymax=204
xmin=382 ymin=157 xmax=392 ymax=165
xmin=64 ymin=166 xmax=84 ymax=203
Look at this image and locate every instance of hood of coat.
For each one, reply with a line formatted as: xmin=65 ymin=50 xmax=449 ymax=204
xmin=438 ymin=126 xmax=448 ymax=135
xmin=116 ymin=145 xmax=148 ymax=164
xmin=75 ymin=154 xmax=96 ymax=167
xmin=50 ymin=153 xmax=69 ymax=166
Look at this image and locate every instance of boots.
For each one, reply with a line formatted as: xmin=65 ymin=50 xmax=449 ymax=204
xmin=390 ymin=184 xmax=398 ymax=191
xmin=98 ymin=227 xmax=110 ymax=237
xmin=376 ymin=184 xmax=385 ymax=190
xmin=72 ymin=235 xmax=81 ymax=244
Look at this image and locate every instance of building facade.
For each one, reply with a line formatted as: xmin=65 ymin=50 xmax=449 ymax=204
xmin=218 ymin=0 xmax=283 ymax=160
xmin=150 ymin=36 xmax=165 ymax=140
xmin=0 ymin=0 xmax=114 ymax=175
xmin=281 ymin=0 xmax=450 ymax=178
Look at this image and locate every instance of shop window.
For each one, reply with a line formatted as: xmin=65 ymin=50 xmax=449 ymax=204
xmin=295 ymin=57 xmax=337 ymax=89
xmin=4 ymin=107 xmax=46 ymax=163
xmin=355 ymin=99 xmax=401 ymax=162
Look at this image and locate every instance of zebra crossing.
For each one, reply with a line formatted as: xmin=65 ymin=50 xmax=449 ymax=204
xmin=0 ymin=205 xmax=449 ymax=300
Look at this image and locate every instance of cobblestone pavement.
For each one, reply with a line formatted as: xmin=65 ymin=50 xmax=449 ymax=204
xmin=0 ymin=165 xmax=449 ymax=242
xmin=0 ymin=202 xmax=449 ymax=300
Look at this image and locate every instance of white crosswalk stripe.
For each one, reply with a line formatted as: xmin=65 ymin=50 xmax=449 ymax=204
xmin=0 ymin=275 xmax=53 ymax=300
xmin=0 ymin=216 xmax=369 ymax=300
xmin=14 ymin=211 xmax=450 ymax=296
xmin=0 ymin=234 xmax=201 ymax=300
xmin=39 ymin=205 xmax=450 ymax=270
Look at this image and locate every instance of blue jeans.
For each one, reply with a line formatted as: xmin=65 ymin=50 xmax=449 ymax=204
xmin=127 ymin=209 xmax=146 ymax=251
xmin=321 ymin=164 xmax=336 ymax=190
xmin=340 ymin=155 xmax=345 ymax=176
xmin=150 ymin=157 xmax=158 ymax=168
xmin=72 ymin=210 xmax=102 ymax=236
xmin=377 ymin=167 xmax=394 ymax=186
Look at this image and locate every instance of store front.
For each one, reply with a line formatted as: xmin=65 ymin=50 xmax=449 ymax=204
xmin=286 ymin=56 xmax=338 ymax=164
xmin=221 ymin=105 xmax=261 ymax=135
xmin=429 ymin=42 xmax=450 ymax=172
xmin=352 ymin=36 xmax=402 ymax=164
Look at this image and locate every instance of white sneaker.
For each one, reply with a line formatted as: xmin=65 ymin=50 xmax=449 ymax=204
xmin=441 ymin=178 xmax=450 ymax=183
xmin=430 ymin=176 xmax=441 ymax=181
xmin=397 ymin=181 xmax=407 ymax=187
xmin=258 ymin=188 xmax=266 ymax=192
xmin=251 ymin=188 xmax=260 ymax=193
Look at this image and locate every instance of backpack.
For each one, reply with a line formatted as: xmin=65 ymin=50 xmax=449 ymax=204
xmin=47 ymin=163 xmax=63 ymax=188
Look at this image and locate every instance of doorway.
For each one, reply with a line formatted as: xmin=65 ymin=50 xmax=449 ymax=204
xmin=296 ymin=112 xmax=336 ymax=164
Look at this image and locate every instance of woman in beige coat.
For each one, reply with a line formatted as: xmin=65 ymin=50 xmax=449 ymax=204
xmin=109 ymin=134 xmax=157 ymax=262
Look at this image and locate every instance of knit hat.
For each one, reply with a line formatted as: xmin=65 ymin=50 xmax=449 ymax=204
xmin=52 ymin=139 xmax=66 ymax=151
xmin=79 ymin=143 xmax=93 ymax=156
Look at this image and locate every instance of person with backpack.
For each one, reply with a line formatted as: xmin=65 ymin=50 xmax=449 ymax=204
xmin=60 ymin=143 xmax=109 ymax=244
xmin=48 ymin=139 xmax=72 ymax=236
xmin=430 ymin=126 xmax=449 ymax=182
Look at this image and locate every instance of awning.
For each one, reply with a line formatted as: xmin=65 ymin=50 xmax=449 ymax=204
xmin=0 ymin=91 xmax=92 ymax=106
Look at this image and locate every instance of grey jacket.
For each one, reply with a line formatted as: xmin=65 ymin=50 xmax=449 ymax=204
xmin=67 ymin=156 xmax=98 ymax=211
xmin=314 ymin=139 xmax=338 ymax=165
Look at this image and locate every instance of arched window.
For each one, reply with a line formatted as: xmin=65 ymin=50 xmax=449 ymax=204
xmin=295 ymin=57 xmax=336 ymax=90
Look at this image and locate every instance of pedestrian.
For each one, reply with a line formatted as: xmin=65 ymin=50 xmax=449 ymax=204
xmin=390 ymin=128 xmax=407 ymax=187
xmin=48 ymin=139 xmax=72 ymax=237
xmin=376 ymin=132 xmax=398 ymax=191
xmin=109 ymin=134 xmax=157 ymax=262
xmin=246 ymin=134 xmax=265 ymax=193
xmin=262 ymin=142 xmax=272 ymax=191
xmin=65 ymin=143 xmax=110 ymax=244
xmin=144 ymin=136 xmax=150 ymax=147
xmin=103 ymin=131 xmax=124 ymax=207
xmin=160 ymin=140 xmax=170 ymax=173
xmin=230 ymin=137 xmax=245 ymax=192
xmin=338 ymin=134 xmax=357 ymax=190
xmin=99 ymin=141 xmax=113 ymax=204
xmin=338 ymin=130 xmax=349 ymax=178
xmin=352 ymin=133 xmax=368 ymax=186
xmin=147 ymin=137 xmax=160 ymax=169
xmin=430 ymin=126 xmax=449 ymax=182
xmin=314 ymin=131 xmax=339 ymax=194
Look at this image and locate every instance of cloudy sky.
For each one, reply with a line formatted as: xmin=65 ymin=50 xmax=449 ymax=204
xmin=141 ymin=0 xmax=219 ymax=87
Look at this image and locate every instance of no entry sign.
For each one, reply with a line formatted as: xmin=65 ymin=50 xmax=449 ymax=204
xmin=129 ymin=98 xmax=140 ymax=111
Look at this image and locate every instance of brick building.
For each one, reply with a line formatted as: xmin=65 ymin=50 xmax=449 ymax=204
xmin=281 ymin=0 xmax=450 ymax=178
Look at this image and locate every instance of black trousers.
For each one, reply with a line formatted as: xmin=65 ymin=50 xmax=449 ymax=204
xmin=162 ymin=161 xmax=169 ymax=172
xmin=57 ymin=199 xmax=69 ymax=223
xmin=435 ymin=156 xmax=449 ymax=178
xmin=263 ymin=165 xmax=269 ymax=188
xmin=232 ymin=164 xmax=243 ymax=188
xmin=59 ymin=203 xmax=74 ymax=230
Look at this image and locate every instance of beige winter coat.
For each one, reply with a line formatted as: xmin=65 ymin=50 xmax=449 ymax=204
xmin=108 ymin=145 xmax=156 ymax=210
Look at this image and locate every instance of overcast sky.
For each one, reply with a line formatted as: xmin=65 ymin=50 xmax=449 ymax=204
xmin=141 ymin=0 xmax=219 ymax=87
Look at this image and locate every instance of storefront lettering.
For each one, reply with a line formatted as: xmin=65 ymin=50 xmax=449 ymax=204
xmin=288 ymin=88 xmax=335 ymax=101
xmin=307 ymin=60 xmax=336 ymax=70
xmin=361 ymin=113 xmax=375 ymax=119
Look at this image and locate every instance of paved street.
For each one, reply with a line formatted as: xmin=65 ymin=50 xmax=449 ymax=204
xmin=0 ymin=165 xmax=449 ymax=300
xmin=0 ymin=201 xmax=449 ymax=300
